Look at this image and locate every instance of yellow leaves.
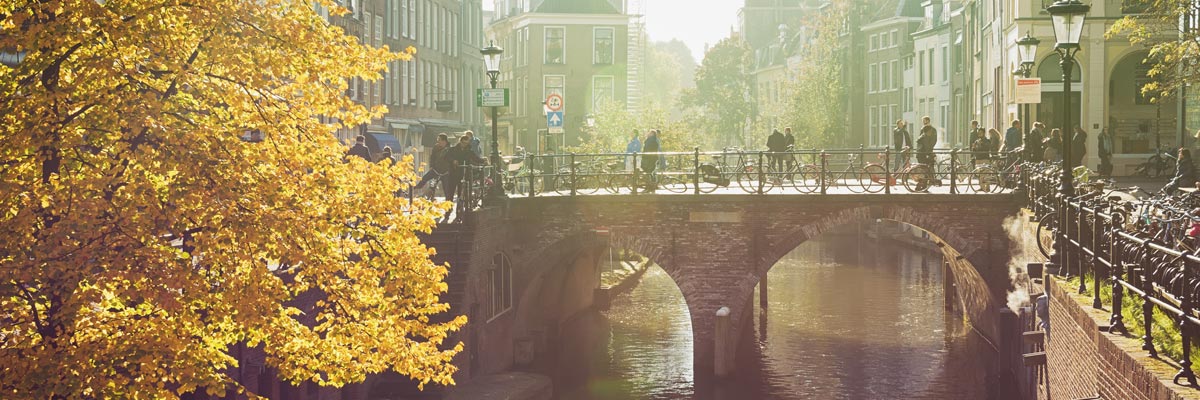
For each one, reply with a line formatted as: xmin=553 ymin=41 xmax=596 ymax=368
xmin=1 ymin=0 xmax=462 ymax=397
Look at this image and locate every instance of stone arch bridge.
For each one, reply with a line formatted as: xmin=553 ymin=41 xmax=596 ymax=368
xmin=429 ymin=193 xmax=1023 ymax=381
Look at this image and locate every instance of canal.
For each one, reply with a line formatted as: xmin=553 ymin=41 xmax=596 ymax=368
xmin=550 ymin=229 xmax=998 ymax=399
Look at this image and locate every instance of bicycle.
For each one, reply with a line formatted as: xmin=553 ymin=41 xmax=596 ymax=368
xmin=893 ymin=148 xmax=933 ymax=193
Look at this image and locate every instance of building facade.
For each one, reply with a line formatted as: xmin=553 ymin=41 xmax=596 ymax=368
xmin=486 ymin=0 xmax=635 ymax=154
xmin=322 ymin=0 xmax=487 ymax=171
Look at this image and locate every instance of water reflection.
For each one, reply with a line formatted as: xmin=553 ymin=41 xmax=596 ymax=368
xmin=552 ymin=233 xmax=994 ymax=399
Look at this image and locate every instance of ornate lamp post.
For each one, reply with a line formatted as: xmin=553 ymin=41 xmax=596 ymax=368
xmin=481 ymin=41 xmax=506 ymax=205
xmin=1045 ymin=0 xmax=1089 ymax=278
xmin=1014 ymin=32 xmax=1041 ymax=136
xmin=1047 ymin=0 xmax=1089 ymax=194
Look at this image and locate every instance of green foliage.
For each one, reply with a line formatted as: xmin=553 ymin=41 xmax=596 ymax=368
xmin=680 ymin=37 xmax=754 ymax=148
xmin=1107 ymin=0 xmax=1200 ymax=102
xmin=774 ymin=0 xmax=851 ymax=149
xmin=642 ymin=40 xmax=697 ymax=111
xmin=568 ymin=101 xmax=700 ymax=154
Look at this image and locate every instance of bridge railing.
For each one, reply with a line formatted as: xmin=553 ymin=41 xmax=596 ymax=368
xmin=502 ymin=147 xmax=1025 ymax=197
xmin=1024 ymin=162 xmax=1200 ymax=386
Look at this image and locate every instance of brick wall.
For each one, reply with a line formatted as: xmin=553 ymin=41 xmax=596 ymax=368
xmin=1045 ymin=277 xmax=1200 ymax=400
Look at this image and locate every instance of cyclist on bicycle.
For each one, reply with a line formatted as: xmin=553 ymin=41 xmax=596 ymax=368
xmin=415 ymin=133 xmax=451 ymax=192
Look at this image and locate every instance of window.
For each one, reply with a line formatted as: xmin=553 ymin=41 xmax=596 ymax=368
xmin=869 ymin=107 xmax=877 ymax=145
xmin=891 ymin=60 xmax=899 ymax=90
xmin=407 ymin=61 xmax=416 ymax=105
xmin=487 ymin=253 xmax=513 ymax=321
xmin=594 ymin=27 xmax=614 ymax=65
xmin=545 ymin=27 xmax=565 ymax=64
xmin=868 ymin=63 xmax=876 ymax=92
xmin=918 ymin=50 xmax=925 ymax=86
xmin=890 ymin=30 xmax=897 ymax=48
xmin=374 ymin=14 xmax=383 ymax=46
xmin=408 ymin=0 xmax=415 ymax=38
xmin=941 ymin=45 xmax=948 ymax=82
xmin=401 ymin=60 xmax=409 ymax=105
xmin=593 ymin=76 xmax=614 ymax=111
xmin=881 ymin=62 xmax=889 ymax=91
xmin=544 ymin=75 xmax=565 ymax=104
xmin=870 ymin=34 xmax=878 ymax=51
xmin=927 ymin=49 xmax=934 ymax=84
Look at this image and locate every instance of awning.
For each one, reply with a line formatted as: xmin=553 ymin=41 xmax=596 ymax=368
xmin=364 ymin=132 xmax=403 ymax=157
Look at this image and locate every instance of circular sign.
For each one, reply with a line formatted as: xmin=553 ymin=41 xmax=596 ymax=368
xmin=545 ymin=93 xmax=564 ymax=112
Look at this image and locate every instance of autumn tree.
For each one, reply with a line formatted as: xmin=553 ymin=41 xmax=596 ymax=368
xmin=642 ymin=39 xmax=697 ymax=112
xmin=570 ymin=101 xmax=701 ymax=154
xmin=680 ymin=36 xmax=754 ymax=148
xmin=774 ymin=0 xmax=851 ymax=149
xmin=1108 ymin=0 xmax=1200 ymax=103
xmin=0 ymin=0 xmax=463 ymax=398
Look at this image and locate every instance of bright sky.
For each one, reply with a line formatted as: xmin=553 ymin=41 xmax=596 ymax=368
xmin=642 ymin=0 xmax=740 ymax=63
xmin=482 ymin=0 xmax=741 ymax=63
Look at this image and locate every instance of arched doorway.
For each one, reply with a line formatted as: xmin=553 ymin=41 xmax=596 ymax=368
xmin=1037 ymin=53 xmax=1084 ymax=133
xmin=1108 ymin=50 xmax=1178 ymax=162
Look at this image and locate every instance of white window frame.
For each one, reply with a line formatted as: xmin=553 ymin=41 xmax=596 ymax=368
xmin=544 ymin=26 xmax=566 ymax=65
xmin=593 ymin=27 xmax=614 ymax=65
xmin=592 ymin=75 xmax=614 ymax=111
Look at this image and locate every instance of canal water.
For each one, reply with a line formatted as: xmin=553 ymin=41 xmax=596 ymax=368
xmin=551 ymin=232 xmax=997 ymax=399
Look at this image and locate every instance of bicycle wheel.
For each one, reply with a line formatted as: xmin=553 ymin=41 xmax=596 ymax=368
xmin=606 ymin=173 xmax=633 ymax=194
xmin=1037 ymin=212 xmax=1058 ymax=260
xmin=737 ymin=165 xmax=761 ymax=193
xmin=575 ymin=172 xmax=601 ymax=195
xmin=936 ymin=159 xmax=952 ymax=181
xmin=844 ymin=168 xmax=866 ymax=193
xmin=903 ymin=165 xmax=932 ymax=193
xmin=794 ymin=164 xmax=821 ymax=193
xmin=969 ymin=166 xmax=1002 ymax=193
xmin=661 ymin=173 xmax=689 ymax=193
xmin=860 ymin=164 xmax=887 ymax=193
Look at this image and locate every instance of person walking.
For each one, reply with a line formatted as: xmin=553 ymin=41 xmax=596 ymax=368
xmin=1044 ymin=129 xmax=1063 ymax=163
xmin=970 ymin=128 xmax=991 ymax=165
xmin=346 ymin=135 xmax=372 ymax=162
xmin=1098 ymin=128 xmax=1114 ymax=177
xmin=917 ymin=116 xmax=938 ymax=189
xmin=1003 ymin=119 xmax=1023 ymax=159
xmin=1070 ymin=127 xmax=1088 ymax=169
xmin=1163 ymin=148 xmax=1196 ymax=195
xmin=641 ymin=130 xmax=661 ymax=192
xmin=892 ymin=120 xmax=912 ymax=172
xmin=446 ymin=135 xmax=486 ymax=203
xmin=784 ymin=127 xmax=797 ymax=170
xmin=1025 ymin=122 xmax=1045 ymax=163
xmin=766 ymin=128 xmax=786 ymax=172
xmin=986 ymin=128 xmax=1002 ymax=159
xmin=625 ymin=129 xmax=642 ymax=171
xmin=378 ymin=146 xmax=396 ymax=166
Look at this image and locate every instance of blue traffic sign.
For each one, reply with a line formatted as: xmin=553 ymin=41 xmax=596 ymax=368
xmin=547 ymin=111 xmax=563 ymax=128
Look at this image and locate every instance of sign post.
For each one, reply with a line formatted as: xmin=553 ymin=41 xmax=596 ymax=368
xmin=476 ymin=88 xmax=509 ymax=107
xmin=1015 ymin=78 xmax=1042 ymax=104
xmin=545 ymin=94 xmax=565 ymax=135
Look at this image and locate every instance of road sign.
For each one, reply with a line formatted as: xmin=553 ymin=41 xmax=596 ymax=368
xmin=1015 ymin=78 xmax=1042 ymax=104
xmin=547 ymin=111 xmax=564 ymax=134
xmin=476 ymin=88 xmax=509 ymax=107
xmin=545 ymin=93 xmax=564 ymax=112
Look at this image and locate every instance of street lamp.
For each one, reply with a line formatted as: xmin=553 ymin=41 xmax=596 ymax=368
xmin=481 ymin=40 xmax=505 ymax=205
xmin=1014 ymin=32 xmax=1041 ymax=136
xmin=1045 ymin=0 xmax=1088 ymax=286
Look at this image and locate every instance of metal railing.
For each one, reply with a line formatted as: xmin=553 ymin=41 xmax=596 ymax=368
xmin=1023 ymin=162 xmax=1200 ymax=386
xmin=499 ymin=147 xmax=1025 ymax=198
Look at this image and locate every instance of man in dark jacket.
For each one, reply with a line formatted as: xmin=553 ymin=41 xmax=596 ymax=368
xmin=1003 ymin=119 xmax=1023 ymax=155
xmin=415 ymin=134 xmax=450 ymax=190
xmin=1070 ymin=127 xmax=1088 ymax=169
xmin=641 ymin=130 xmax=661 ymax=191
xmin=917 ymin=116 xmax=938 ymax=189
xmin=784 ymin=127 xmax=797 ymax=169
xmin=1025 ymin=122 xmax=1044 ymax=163
xmin=892 ymin=119 xmax=912 ymax=171
xmin=1164 ymin=148 xmax=1196 ymax=194
xmin=766 ymin=129 xmax=785 ymax=172
xmin=346 ymin=135 xmax=371 ymax=162
xmin=446 ymin=135 xmax=486 ymax=202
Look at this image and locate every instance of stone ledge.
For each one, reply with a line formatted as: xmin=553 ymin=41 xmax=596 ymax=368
xmin=1048 ymin=277 xmax=1200 ymax=400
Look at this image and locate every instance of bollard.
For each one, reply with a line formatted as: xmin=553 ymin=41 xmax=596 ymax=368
xmin=884 ymin=149 xmax=891 ymax=195
xmin=694 ymin=147 xmax=701 ymax=195
xmin=714 ymin=306 xmax=732 ymax=377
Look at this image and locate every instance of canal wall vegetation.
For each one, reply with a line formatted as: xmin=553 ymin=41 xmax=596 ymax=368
xmin=1045 ymin=277 xmax=1200 ymax=400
